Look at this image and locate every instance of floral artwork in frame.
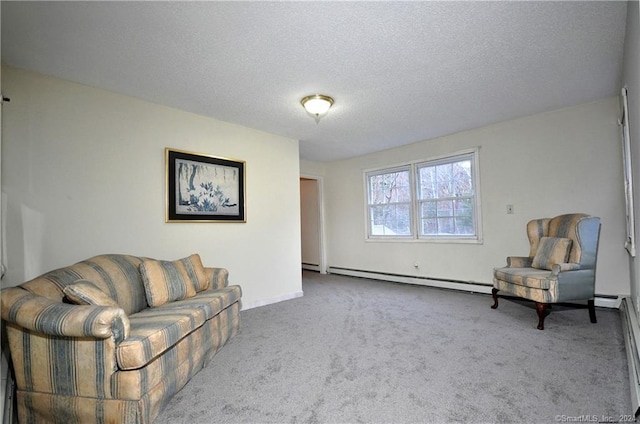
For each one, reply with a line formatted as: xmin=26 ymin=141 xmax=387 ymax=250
xmin=166 ymin=148 xmax=246 ymax=222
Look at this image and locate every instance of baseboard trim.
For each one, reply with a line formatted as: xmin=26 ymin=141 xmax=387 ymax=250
xmin=620 ymin=297 xmax=640 ymax=417
xmin=326 ymin=266 xmax=620 ymax=308
xmin=241 ymin=291 xmax=304 ymax=311
xmin=302 ymin=263 xmax=321 ymax=272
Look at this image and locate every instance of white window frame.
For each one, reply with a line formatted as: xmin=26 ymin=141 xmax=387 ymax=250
xmin=364 ymin=148 xmax=483 ymax=244
xmin=365 ymin=165 xmax=415 ymax=239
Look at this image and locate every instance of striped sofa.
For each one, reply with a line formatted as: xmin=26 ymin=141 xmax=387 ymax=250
xmin=0 ymin=254 xmax=242 ymax=423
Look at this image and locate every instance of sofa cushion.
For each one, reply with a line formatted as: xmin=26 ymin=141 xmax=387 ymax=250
xmin=63 ymin=280 xmax=121 ymax=308
xmin=113 ymin=323 xmax=211 ymax=400
xmin=168 ymin=285 xmax=242 ymax=320
xmin=139 ymin=254 xmax=208 ymax=307
xmin=116 ymin=286 xmax=241 ymax=370
xmin=117 ymin=306 xmax=206 ymax=370
xmin=531 ymin=237 xmax=572 ymax=270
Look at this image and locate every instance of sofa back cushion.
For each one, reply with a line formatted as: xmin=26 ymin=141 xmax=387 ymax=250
xmin=21 ymin=254 xmax=149 ymax=315
xmin=139 ymin=254 xmax=208 ymax=308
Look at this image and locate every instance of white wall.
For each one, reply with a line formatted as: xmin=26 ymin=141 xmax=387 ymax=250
xmin=623 ymin=0 xmax=640 ymax=313
xmin=1 ymin=66 xmax=303 ymax=309
xmin=303 ymin=97 xmax=630 ymax=297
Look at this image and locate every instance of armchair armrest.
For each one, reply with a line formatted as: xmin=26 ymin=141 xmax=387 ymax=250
xmin=1 ymin=287 xmax=129 ymax=343
xmin=205 ymin=267 xmax=230 ymax=290
xmin=551 ymin=262 xmax=582 ymax=274
xmin=506 ymin=256 xmax=533 ymax=268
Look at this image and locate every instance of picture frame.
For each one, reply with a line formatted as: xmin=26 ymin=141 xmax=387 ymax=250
xmin=620 ymin=87 xmax=636 ymax=257
xmin=166 ymin=148 xmax=246 ymax=222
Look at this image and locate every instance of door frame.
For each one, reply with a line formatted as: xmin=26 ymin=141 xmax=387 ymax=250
xmin=300 ymin=174 xmax=327 ymax=274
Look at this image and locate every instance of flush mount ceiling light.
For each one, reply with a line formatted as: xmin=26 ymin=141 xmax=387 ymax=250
xmin=301 ymin=94 xmax=334 ymax=123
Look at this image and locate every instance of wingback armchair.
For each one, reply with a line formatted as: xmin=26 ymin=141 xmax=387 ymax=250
xmin=491 ymin=213 xmax=601 ymax=330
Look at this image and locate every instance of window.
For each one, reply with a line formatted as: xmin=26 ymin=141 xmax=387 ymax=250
xmin=365 ymin=149 xmax=481 ymax=242
xmin=367 ymin=167 xmax=413 ymax=237
xmin=417 ymin=153 xmax=476 ymax=237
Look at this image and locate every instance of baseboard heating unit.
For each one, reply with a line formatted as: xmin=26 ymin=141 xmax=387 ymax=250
xmin=326 ymin=267 xmax=620 ymax=308
xmin=620 ymin=297 xmax=640 ymax=417
xmin=327 ymin=266 xmax=494 ymax=294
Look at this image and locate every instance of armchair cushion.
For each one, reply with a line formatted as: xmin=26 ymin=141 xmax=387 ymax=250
xmin=494 ymin=267 xmax=555 ymax=289
xmin=63 ymin=280 xmax=122 ymax=308
xmin=531 ymin=237 xmax=572 ymax=270
xmin=139 ymin=254 xmax=208 ymax=307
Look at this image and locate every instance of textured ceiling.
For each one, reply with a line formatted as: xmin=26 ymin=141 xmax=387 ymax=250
xmin=1 ymin=1 xmax=628 ymax=162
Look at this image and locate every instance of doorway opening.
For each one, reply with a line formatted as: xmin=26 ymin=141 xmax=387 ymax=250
xmin=300 ymin=176 xmax=326 ymax=274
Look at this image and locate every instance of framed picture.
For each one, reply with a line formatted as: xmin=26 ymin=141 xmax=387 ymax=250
xmin=166 ymin=148 xmax=246 ymax=222
xmin=620 ymin=87 xmax=636 ymax=257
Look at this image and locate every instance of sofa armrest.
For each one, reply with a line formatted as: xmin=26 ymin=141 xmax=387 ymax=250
xmin=1 ymin=287 xmax=129 ymax=343
xmin=506 ymin=256 xmax=533 ymax=268
xmin=205 ymin=267 xmax=230 ymax=290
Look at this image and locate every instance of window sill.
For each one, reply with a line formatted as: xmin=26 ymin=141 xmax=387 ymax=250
xmin=365 ymin=237 xmax=483 ymax=245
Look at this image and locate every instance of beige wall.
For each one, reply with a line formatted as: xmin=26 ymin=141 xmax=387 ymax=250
xmin=302 ymin=97 xmax=630 ymax=296
xmin=1 ymin=66 xmax=303 ymax=308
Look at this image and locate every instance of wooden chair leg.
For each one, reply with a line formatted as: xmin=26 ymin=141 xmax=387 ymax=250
xmin=491 ymin=288 xmax=499 ymax=309
xmin=535 ymin=302 xmax=548 ymax=330
xmin=588 ymin=299 xmax=597 ymax=323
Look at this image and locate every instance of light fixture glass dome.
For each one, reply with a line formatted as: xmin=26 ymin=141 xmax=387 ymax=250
xmin=301 ymin=94 xmax=334 ymax=122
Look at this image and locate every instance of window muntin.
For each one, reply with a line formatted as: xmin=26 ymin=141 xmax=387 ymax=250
xmin=365 ymin=150 xmax=480 ymax=242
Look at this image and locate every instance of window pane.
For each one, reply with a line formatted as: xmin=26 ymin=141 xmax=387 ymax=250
xmin=454 ymin=216 xmax=474 ymax=235
xmin=436 ymin=200 xmax=453 ymax=217
xmin=419 ymin=159 xmax=473 ymax=199
xmin=370 ymin=203 xmax=412 ymax=236
xmin=436 ymin=164 xmax=453 ymax=198
xmin=370 ymin=205 xmax=392 ymax=235
xmin=421 ymin=201 xmax=437 ymax=218
xmin=397 ymin=185 xmax=412 ymax=202
xmin=395 ymin=204 xmax=411 ymax=235
xmin=419 ymin=167 xmax=436 ymax=198
xmin=368 ymin=170 xmax=410 ymax=205
xmin=422 ymin=218 xmax=438 ymax=235
xmin=454 ymin=198 xmax=472 ymax=215
xmin=453 ymin=160 xmax=473 ymax=196
xmin=371 ymin=205 xmax=385 ymax=225
xmin=438 ymin=217 xmax=454 ymax=234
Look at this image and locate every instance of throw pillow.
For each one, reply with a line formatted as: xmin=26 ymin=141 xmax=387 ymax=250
xmin=63 ymin=280 xmax=121 ymax=308
xmin=531 ymin=237 xmax=573 ymax=271
xmin=183 ymin=253 xmax=210 ymax=292
xmin=139 ymin=254 xmax=207 ymax=307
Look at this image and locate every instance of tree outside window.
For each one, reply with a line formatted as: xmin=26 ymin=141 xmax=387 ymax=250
xmin=367 ymin=168 xmax=412 ymax=236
